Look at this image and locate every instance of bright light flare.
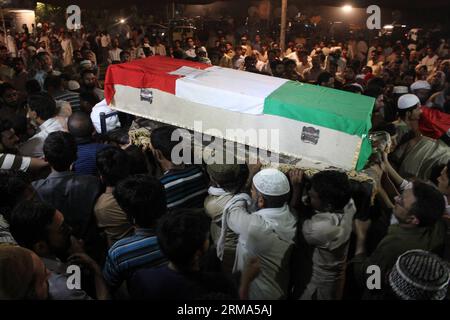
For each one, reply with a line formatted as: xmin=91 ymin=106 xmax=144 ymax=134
xmin=342 ymin=5 xmax=353 ymax=13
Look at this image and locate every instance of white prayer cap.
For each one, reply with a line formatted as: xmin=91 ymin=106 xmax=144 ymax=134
xmin=253 ymin=168 xmax=290 ymax=196
xmin=393 ymin=86 xmax=409 ymax=94
xmin=410 ymin=80 xmax=431 ymax=91
xmin=398 ymin=94 xmax=420 ymax=110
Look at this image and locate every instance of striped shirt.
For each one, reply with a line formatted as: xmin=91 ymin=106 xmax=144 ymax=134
xmin=73 ymin=143 xmax=107 ymax=176
xmin=103 ymin=228 xmax=166 ymax=288
xmin=54 ymin=90 xmax=81 ymax=112
xmin=0 ymin=153 xmax=31 ymax=171
xmin=160 ymin=165 xmax=209 ymax=209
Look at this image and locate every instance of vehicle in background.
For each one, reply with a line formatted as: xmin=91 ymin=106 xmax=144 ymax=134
xmin=379 ymin=24 xmax=408 ymax=40
xmin=168 ymin=18 xmax=196 ymax=46
xmin=146 ymin=23 xmax=168 ymax=41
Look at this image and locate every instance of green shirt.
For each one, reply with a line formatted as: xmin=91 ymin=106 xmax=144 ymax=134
xmin=353 ymin=220 xmax=446 ymax=292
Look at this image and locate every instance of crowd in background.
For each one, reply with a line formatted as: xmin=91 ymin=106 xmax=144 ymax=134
xmin=0 ymin=19 xmax=450 ymax=300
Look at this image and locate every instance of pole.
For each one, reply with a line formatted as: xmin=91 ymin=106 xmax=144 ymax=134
xmin=166 ymin=4 xmax=169 ymax=21
xmin=280 ymin=0 xmax=287 ymax=54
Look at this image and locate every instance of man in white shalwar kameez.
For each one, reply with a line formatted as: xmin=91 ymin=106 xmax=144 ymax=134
xmin=217 ymin=168 xmax=297 ymax=300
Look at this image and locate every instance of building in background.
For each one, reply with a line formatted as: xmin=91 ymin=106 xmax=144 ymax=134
xmin=1 ymin=0 xmax=36 ymax=33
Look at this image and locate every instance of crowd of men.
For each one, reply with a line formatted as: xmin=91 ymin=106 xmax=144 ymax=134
xmin=0 ymin=21 xmax=450 ymax=300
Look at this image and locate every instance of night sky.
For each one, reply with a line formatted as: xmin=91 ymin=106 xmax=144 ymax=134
xmin=40 ymin=0 xmax=450 ymax=9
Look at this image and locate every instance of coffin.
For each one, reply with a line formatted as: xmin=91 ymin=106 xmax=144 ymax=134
xmin=104 ymin=56 xmax=374 ymax=171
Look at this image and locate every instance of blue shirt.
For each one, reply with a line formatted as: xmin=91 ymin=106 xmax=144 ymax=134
xmin=73 ymin=142 xmax=107 ymax=176
xmin=103 ymin=228 xmax=167 ymax=288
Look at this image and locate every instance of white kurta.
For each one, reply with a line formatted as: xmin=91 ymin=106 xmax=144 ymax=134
xmin=226 ymin=199 xmax=297 ymax=300
xmin=6 ymin=35 xmax=17 ymax=57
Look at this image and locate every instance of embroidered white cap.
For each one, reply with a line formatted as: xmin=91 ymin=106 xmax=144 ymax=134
xmin=253 ymin=168 xmax=290 ymax=196
xmin=410 ymin=80 xmax=431 ymax=91
xmin=398 ymin=94 xmax=420 ymax=110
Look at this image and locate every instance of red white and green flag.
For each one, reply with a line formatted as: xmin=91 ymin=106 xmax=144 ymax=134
xmin=105 ymin=56 xmax=374 ymax=171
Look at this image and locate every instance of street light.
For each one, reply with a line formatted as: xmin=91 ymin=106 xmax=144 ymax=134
xmin=342 ymin=5 xmax=353 ymax=13
xmin=119 ymin=18 xmax=125 ymax=24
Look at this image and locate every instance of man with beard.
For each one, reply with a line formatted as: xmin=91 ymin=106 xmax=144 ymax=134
xmin=392 ymin=94 xmax=450 ymax=179
xmin=9 ymin=200 xmax=110 ymax=299
xmin=391 ymin=94 xmax=423 ymax=153
xmin=217 ymin=168 xmax=297 ymax=300
xmin=80 ymin=69 xmax=104 ymax=101
xmin=62 ymin=50 xmax=83 ymax=80
xmin=33 ymin=52 xmax=61 ymax=90
xmin=0 ymin=83 xmax=27 ymax=123
xmin=0 ymin=120 xmax=20 ymax=154
xmin=11 ymin=58 xmax=28 ymax=95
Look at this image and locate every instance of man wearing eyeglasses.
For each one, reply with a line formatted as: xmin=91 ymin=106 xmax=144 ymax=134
xmin=353 ymin=181 xmax=447 ymax=299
